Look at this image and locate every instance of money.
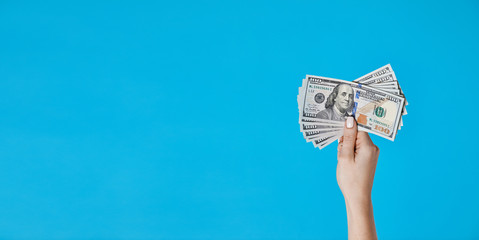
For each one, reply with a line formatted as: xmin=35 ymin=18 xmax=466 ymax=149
xmin=298 ymin=64 xmax=407 ymax=150
xmin=354 ymin=64 xmax=395 ymax=83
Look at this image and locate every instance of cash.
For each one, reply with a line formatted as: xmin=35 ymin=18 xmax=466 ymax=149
xmin=297 ymin=64 xmax=407 ymax=149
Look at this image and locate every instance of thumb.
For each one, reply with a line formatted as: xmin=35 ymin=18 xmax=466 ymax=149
xmin=338 ymin=116 xmax=357 ymax=161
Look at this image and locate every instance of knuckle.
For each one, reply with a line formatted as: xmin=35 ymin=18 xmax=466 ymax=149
xmin=372 ymin=145 xmax=380 ymax=158
xmin=363 ymin=144 xmax=379 ymax=154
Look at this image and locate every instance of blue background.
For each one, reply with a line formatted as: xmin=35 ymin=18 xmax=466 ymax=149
xmin=1 ymin=0 xmax=478 ymax=239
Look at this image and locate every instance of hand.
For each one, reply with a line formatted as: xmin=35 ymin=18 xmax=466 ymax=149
xmin=337 ymin=117 xmax=379 ymax=204
xmin=337 ymin=116 xmax=379 ymax=240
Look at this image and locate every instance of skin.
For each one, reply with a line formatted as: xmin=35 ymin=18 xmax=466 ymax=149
xmin=334 ymin=85 xmax=354 ymax=113
xmin=337 ymin=117 xmax=379 ymax=240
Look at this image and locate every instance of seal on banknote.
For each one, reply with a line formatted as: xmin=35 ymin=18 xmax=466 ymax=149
xmin=314 ymin=93 xmax=325 ymax=104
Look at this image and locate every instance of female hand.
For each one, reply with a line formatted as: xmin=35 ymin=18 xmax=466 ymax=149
xmin=337 ymin=116 xmax=379 ymax=240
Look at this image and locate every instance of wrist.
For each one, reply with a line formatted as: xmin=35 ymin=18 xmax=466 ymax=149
xmin=345 ymin=194 xmax=372 ymax=211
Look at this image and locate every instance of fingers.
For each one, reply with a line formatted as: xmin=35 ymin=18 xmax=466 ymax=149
xmin=356 ymin=131 xmax=380 ymax=160
xmin=356 ymin=131 xmax=378 ymax=151
xmin=356 ymin=131 xmax=373 ymax=146
xmin=338 ymin=116 xmax=357 ymax=162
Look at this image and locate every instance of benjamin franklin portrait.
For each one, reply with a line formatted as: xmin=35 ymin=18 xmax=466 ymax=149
xmin=316 ymin=84 xmax=355 ymax=121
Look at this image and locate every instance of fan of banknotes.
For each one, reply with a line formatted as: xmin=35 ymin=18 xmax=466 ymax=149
xmin=297 ymin=64 xmax=408 ymax=149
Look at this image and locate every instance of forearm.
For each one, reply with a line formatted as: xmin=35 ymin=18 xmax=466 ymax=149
xmin=345 ymin=197 xmax=377 ymax=240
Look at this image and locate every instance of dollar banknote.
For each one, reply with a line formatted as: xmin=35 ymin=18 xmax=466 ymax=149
xmin=298 ymin=64 xmax=408 ymax=150
xmin=355 ymin=64 xmax=408 ymax=128
xmin=354 ymin=64 xmax=395 ymax=83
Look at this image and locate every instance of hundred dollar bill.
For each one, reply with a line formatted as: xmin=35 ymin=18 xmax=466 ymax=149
xmin=301 ymin=75 xmax=405 ymax=141
xmin=301 ymin=82 xmax=405 ymax=132
xmin=356 ymin=70 xmax=402 ymax=95
xmin=306 ymin=130 xmax=342 ymax=142
xmin=353 ymin=65 xmax=407 ymax=126
xmin=313 ymin=135 xmax=340 ymax=149
xmin=298 ymin=85 xmax=349 ymax=126
xmin=300 ymin=123 xmax=343 ymax=131
xmin=312 ymin=136 xmax=331 ymax=149
xmin=299 ymin=116 xmax=344 ymax=125
xmin=300 ymin=80 xmax=403 ymax=128
xmin=321 ymin=135 xmax=340 ymax=147
xmin=360 ymin=72 xmax=398 ymax=85
xmin=302 ymin=126 xmax=342 ymax=140
xmin=299 ymin=90 xmax=345 ymax=127
xmin=370 ymin=86 xmax=400 ymax=95
xmin=353 ymin=64 xmax=407 ymax=101
xmin=372 ymin=82 xmax=399 ymax=89
xmin=303 ymin=126 xmax=342 ymax=136
xmin=306 ymin=129 xmax=342 ymax=138
xmin=354 ymin=64 xmax=395 ymax=83
xmin=372 ymin=81 xmax=398 ymax=86
xmin=298 ymin=86 xmax=345 ymax=133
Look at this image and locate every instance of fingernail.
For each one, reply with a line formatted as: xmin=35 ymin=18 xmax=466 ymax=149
xmin=346 ymin=117 xmax=354 ymax=128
